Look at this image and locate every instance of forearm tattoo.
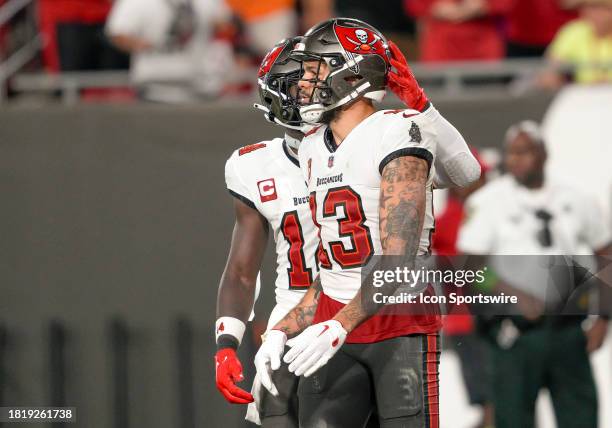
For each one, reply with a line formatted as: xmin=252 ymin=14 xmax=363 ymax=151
xmin=273 ymin=276 xmax=322 ymax=337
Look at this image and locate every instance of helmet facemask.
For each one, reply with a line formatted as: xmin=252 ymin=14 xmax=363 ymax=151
xmin=258 ymin=69 xmax=303 ymax=129
xmin=290 ymin=52 xmax=334 ymax=124
xmin=254 ymin=37 xmax=313 ymax=133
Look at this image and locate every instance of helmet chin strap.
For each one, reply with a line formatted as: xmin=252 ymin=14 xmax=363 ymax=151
xmin=253 ymin=103 xmax=276 ymax=124
xmin=300 ymin=104 xmax=326 ymax=124
xmin=364 ymin=90 xmax=386 ymax=102
xmin=299 ymin=81 xmax=372 ymax=124
xmin=253 ymin=103 xmax=315 ymax=134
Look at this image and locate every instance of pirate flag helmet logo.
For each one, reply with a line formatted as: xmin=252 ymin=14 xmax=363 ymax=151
xmin=333 ymin=24 xmax=390 ymax=74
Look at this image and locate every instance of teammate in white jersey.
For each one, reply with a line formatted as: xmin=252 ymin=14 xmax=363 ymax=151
xmin=215 ymin=38 xmax=319 ymax=427
xmin=254 ymin=18 xmax=477 ymax=427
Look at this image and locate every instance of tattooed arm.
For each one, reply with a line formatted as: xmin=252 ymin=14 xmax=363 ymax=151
xmin=271 ymin=275 xmax=323 ymax=337
xmin=332 ymin=156 xmax=429 ymax=332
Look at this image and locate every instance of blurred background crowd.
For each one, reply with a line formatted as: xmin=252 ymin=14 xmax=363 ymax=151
xmin=0 ymin=0 xmax=611 ymax=102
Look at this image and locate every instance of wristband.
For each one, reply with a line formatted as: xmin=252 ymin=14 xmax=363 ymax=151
xmin=215 ymin=317 xmax=246 ymax=346
xmin=216 ymin=335 xmax=239 ymax=351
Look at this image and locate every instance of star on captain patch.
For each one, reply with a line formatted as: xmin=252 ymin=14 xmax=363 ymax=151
xmin=409 ymin=121 xmax=422 ymax=143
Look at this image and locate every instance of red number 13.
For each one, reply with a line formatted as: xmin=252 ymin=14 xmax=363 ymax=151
xmin=312 ymin=186 xmax=374 ymax=269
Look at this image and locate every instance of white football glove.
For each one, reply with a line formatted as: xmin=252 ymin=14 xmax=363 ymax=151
xmin=283 ymin=320 xmax=347 ymax=378
xmin=254 ymin=329 xmax=287 ymax=396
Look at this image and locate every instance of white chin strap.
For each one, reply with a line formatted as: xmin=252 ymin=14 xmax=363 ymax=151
xmin=253 ymin=103 xmax=314 ymax=133
xmin=299 ymin=104 xmax=327 ymax=124
xmin=300 ymin=82 xmax=382 ymax=124
xmin=364 ymin=90 xmax=386 ymax=102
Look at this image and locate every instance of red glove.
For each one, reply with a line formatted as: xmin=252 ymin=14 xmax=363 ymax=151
xmin=215 ymin=348 xmax=254 ymax=404
xmin=387 ymin=40 xmax=429 ymax=112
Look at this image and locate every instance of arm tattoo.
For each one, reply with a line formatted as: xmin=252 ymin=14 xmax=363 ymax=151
xmin=334 ymin=156 xmax=429 ymax=332
xmin=386 ymin=199 xmax=420 ymax=242
xmin=273 ymin=276 xmax=322 ymax=337
xmin=379 ymin=156 xmax=428 ymax=256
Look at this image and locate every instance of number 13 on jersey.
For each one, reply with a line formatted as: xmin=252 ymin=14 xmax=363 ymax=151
xmin=310 ymin=186 xmax=374 ymax=270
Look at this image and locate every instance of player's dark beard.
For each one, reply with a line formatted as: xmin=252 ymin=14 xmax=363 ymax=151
xmin=319 ymin=108 xmax=339 ymax=125
xmin=318 ymin=96 xmax=362 ymax=125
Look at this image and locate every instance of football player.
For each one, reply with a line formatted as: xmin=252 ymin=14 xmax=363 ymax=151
xmin=215 ymin=37 xmax=319 ymax=427
xmin=254 ymin=18 xmax=474 ymax=427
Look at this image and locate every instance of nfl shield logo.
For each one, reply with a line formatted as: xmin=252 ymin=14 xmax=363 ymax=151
xmin=328 ymin=156 xmax=334 ymax=168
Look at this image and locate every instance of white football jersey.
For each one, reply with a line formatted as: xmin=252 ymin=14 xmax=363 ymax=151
xmin=299 ymin=109 xmax=436 ymax=303
xmin=457 ymin=175 xmax=611 ymax=301
xmin=225 ymin=138 xmax=318 ymax=312
xmin=458 ymin=175 xmax=611 ymax=256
